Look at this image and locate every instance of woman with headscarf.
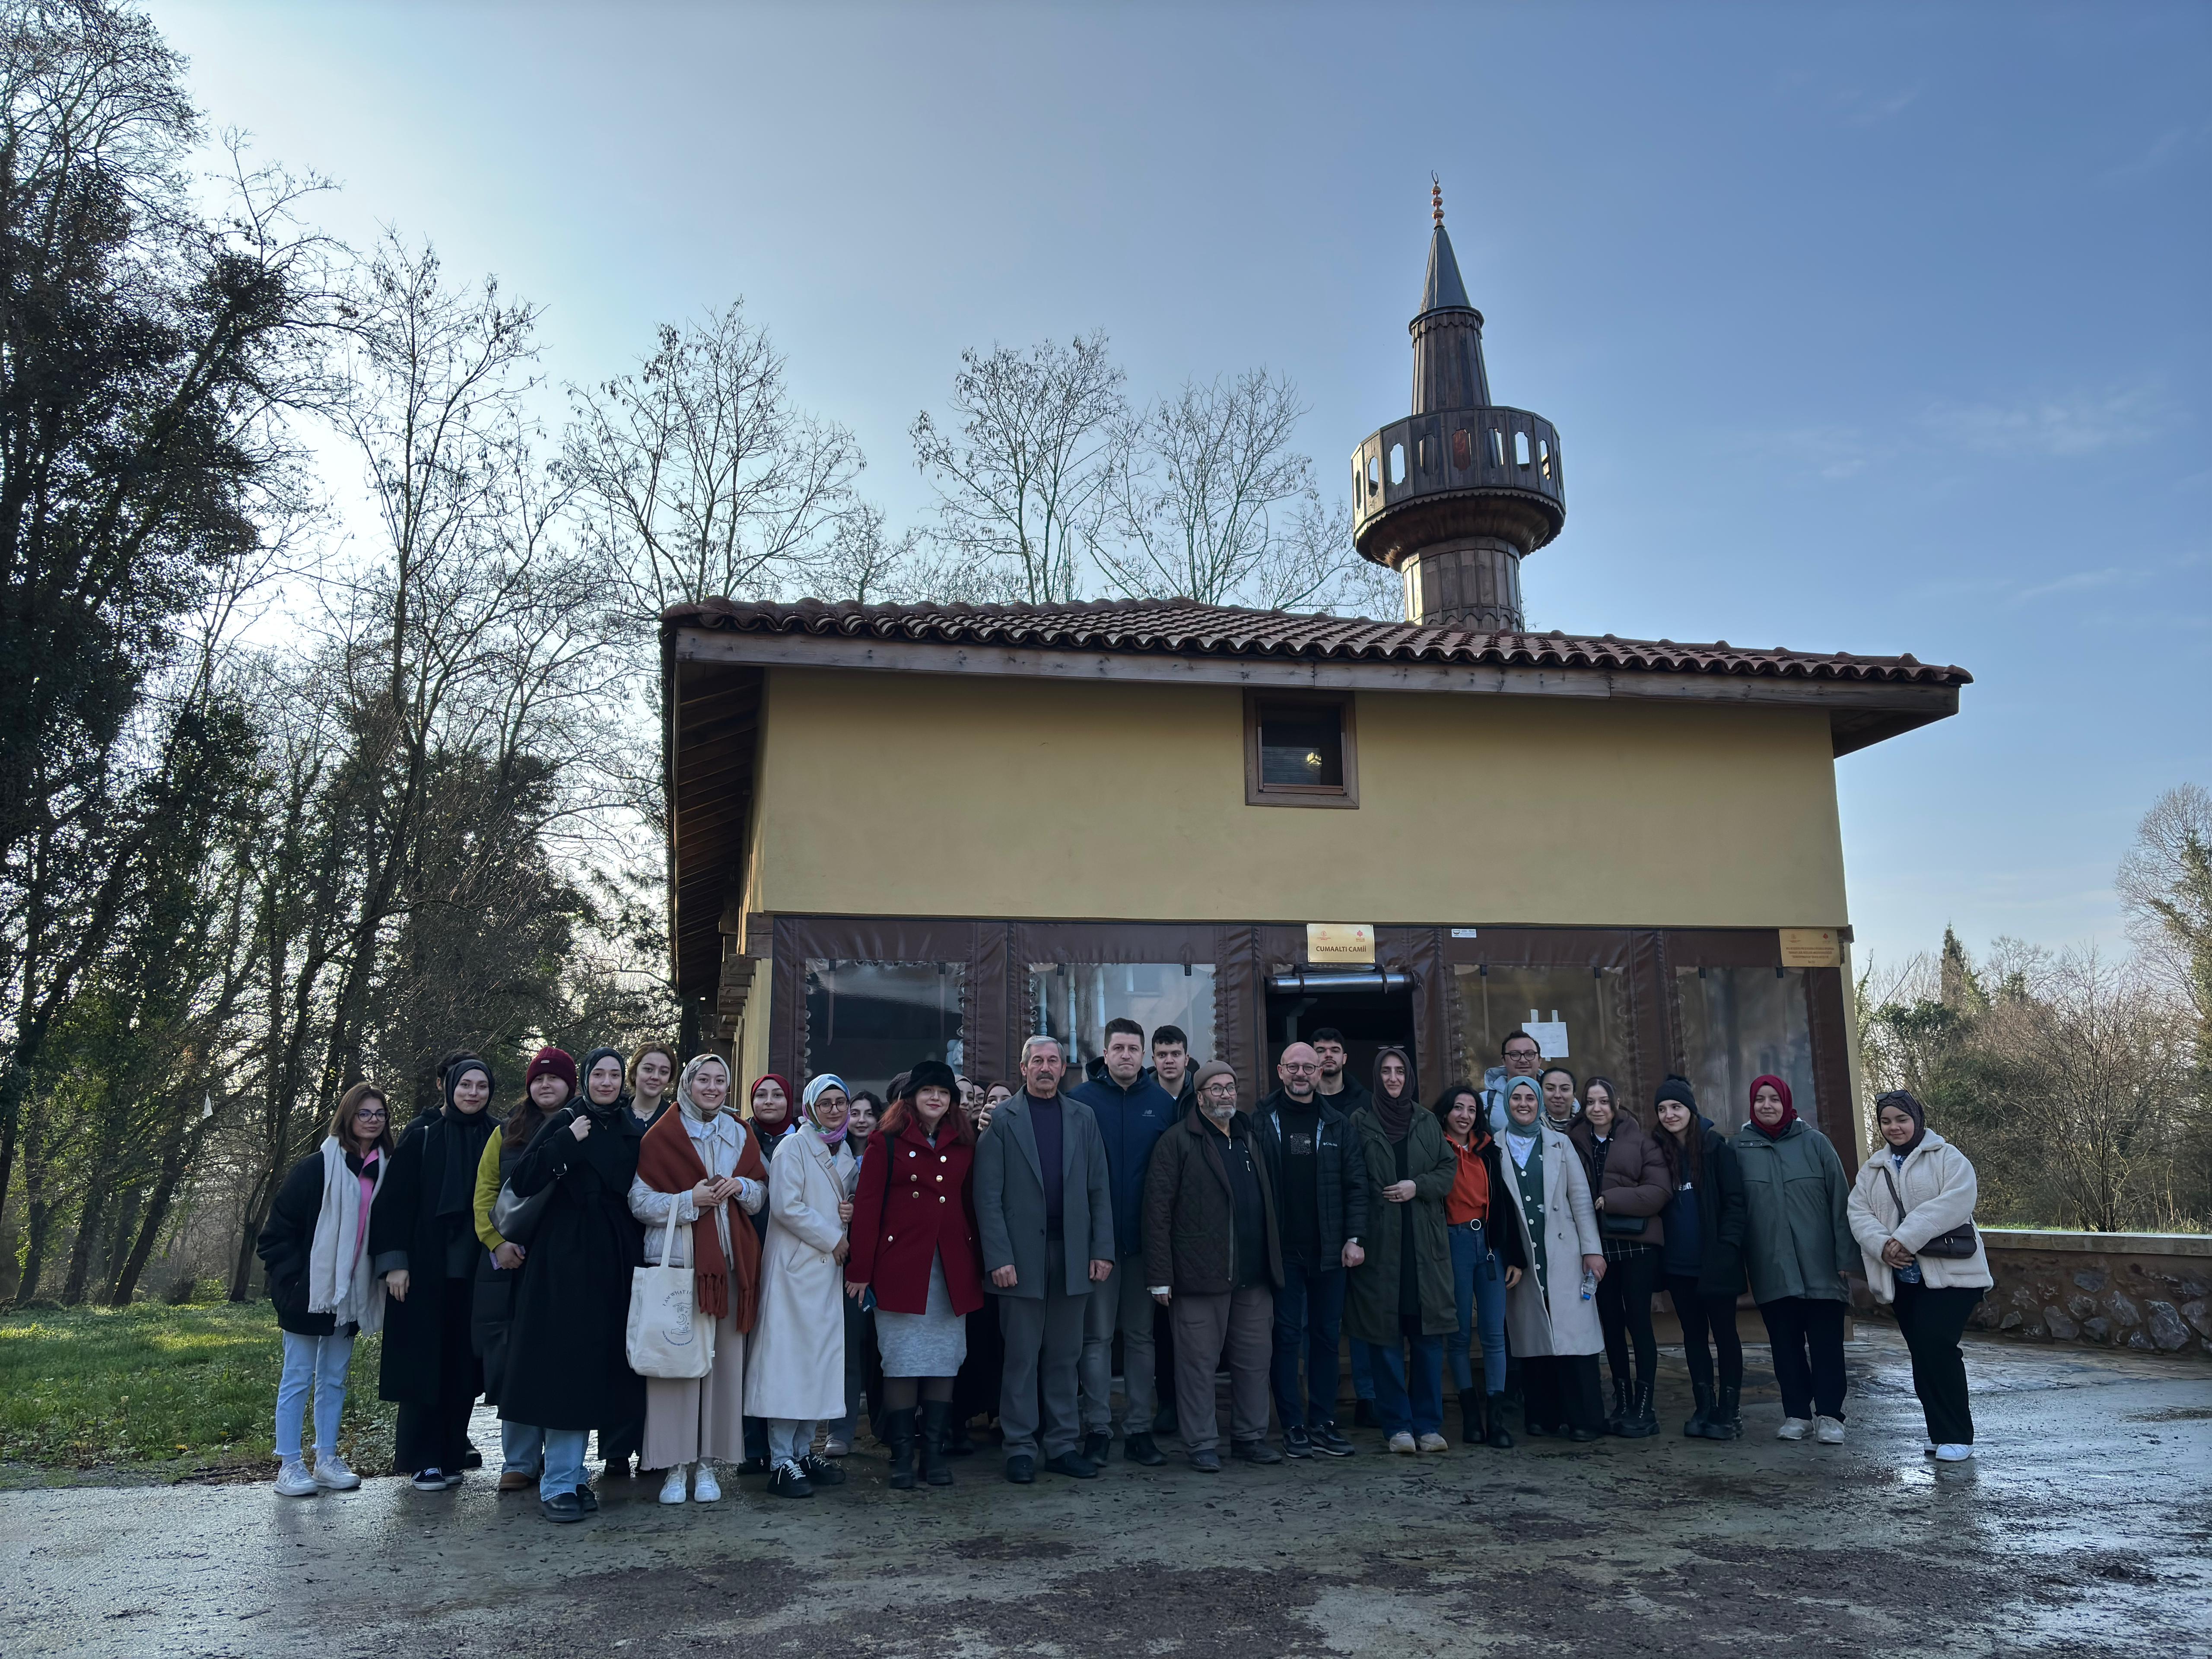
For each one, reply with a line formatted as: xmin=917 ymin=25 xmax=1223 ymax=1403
xmin=1343 ymin=1048 xmax=1456 ymax=1455
xmin=499 ymin=1046 xmax=651 ymax=1522
xmin=1431 ymin=1083 xmax=1524 ymax=1449
xmin=1734 ymin=1074 xmax=1857 ymax=1446
xmin=845 ymin=1059 xmax=983 ymax=1489
xmin=1848 ymin=1089 xmax=1991 ymax=1462
xmin=630 ymin=1052 xmax=770 ymax=1504
xmin=369 ymin=1055 xmax=500 ymax=1491
xmin=1496 ymin=1075 xmax=1608 ymax=1440
xmin=1569 ymin=1075 xmax=1670 ymax=1438
xmin=470 ymin=1047 xmax=573 ymax=1491
xmin=745 ymin=1072 xmax=860 ymax=1496
xmin=747 ymin=1073 xmax=798 ymax=1154
xmin=1650 ymin=1075 xmax=1748 ymax=1440
xmin=258 ymin=1081 xmax=393 ymax=1497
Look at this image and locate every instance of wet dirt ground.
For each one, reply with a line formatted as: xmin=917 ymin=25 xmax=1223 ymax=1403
xmin=3 ymin=1325 xmax=2208 ymax=1659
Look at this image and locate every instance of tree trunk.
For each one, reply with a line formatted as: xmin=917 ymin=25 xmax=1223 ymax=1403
xmin=60 ymin=1182 xmax=107 ymax=1305
xmin=110 ymin=1135 xmax=194 ymax=1306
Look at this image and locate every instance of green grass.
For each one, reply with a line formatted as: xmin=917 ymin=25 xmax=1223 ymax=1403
xmin=0 ymin=1301 xmax=396 ymax=1482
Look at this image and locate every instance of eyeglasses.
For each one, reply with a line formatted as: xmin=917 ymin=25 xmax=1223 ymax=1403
xmin=354 ymin=1108 xmax=388 ymax=1120
xmin=1504 ymin=1049 xmax=1540 ymax=1062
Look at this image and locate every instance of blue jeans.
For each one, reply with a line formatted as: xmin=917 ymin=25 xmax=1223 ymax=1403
xmin=540 ymin=1427 xmax=590 ymax=1500
xmin=501 ymin=1419 xmax=543 ymax=1478
xmin=1349 ymin=1334 xmax=1375 ymax=1402
xmin=1270 ymin=1260 xmax=1347 ymax=1429
xmin=1447 ymin=1223 xmax=1510 ymax=1393
xmin=275 ymin=1330 xmax=353 ymax=1459
xmin=1357 ymin=1317 xmax=1444 ymax=1437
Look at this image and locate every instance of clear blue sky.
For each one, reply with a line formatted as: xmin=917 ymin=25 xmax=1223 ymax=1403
xmin=152 ymin=1 xmax=2209 ymax=975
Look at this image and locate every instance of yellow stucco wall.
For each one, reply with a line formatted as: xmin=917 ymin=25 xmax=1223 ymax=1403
xmin=742 ymin=667 xmax=1849 ymax=928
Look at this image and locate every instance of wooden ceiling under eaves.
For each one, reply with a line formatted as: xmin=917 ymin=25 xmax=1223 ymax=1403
xmin=667 ymin=658 xmax=761 ymax=1007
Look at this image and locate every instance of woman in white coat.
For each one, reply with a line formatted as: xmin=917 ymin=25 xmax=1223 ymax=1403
xmin=630 ymin=1054 xmax=769 ymax=1505
xmin=745 ymin=1071 xmax=859 ymax=1497
xmin=1847 ymin=1090 xmax=1992 ymax=1463
xmin=1495 ymin=1077 xmax=1608 ymax=1441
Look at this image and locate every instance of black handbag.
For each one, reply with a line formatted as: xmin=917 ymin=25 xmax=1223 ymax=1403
xmin=1600 ymin=1211 xmax=1649 ymax=1238
xmin=1879 ymin=1166 xmax=1977 ymax=1260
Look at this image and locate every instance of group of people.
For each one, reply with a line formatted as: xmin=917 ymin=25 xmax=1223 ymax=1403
xmin=253 ymin=1019 xmax=1994 ymax=1519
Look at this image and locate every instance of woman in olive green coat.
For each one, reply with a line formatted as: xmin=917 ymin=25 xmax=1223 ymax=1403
xmin=1732 ymin=1075 xmax=1858 ymax=1446
xmin=1344 ymin=1049 xmax=1457 ymax=1453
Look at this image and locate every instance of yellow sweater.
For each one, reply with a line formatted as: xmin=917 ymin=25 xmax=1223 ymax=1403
xmin=473 ymin=1131 xmax=506 ymax=1252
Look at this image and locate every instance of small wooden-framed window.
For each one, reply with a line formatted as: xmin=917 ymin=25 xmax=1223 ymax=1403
xmin=1244 ymin=690 xmax=1358 ymax=809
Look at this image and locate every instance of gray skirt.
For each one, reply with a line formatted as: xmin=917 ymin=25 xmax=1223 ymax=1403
xmin=875 ymin=1252 xmax=969 ymax=1377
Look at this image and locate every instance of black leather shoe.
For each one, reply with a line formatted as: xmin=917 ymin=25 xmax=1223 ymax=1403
xmin=1188 ymin=1448 xmax=1222 ymax=1472
xmin=1283 ymin=1425 xmax=1313 ymax=1459
xmin=461 ymin=1445 xmax=484 ymax=1471
xmin=1486 ymin=1395 xmax=1516 ymax=1449
xmin=1004 ymin=1454 xmax=1036 ymax=1484
xmin=1309 ymin=1423 xmax=1356 ymax=1458
xmin=737 ymin=1456 xmax=770 ymax=1475
xmin=1230 ymin=1439 xmax=1284 ymax=1465
xmin=574 ymin=1485 xmax=598 ymax=1513
xmin=1122 ymin=1432 xmax=1166 ymax=1466
xmin=1566 ymin=1426 xmax=1604 ymax=1443
xmin=1082 ymin=1430 xmax=1111 ymax=1463
xmin=1352 ymin=1399 xmax=1379 ymax=1429
xmin=540 ymin=1492 xmax=583 ymax=1522
xmin=1044 ymin=1451 xmax=1098 ymax=1479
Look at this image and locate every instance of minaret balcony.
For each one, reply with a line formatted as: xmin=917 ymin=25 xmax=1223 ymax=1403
xmin=1349 ymin=406 xmax=1566 ymax=564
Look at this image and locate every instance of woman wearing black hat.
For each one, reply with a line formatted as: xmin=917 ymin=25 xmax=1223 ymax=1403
xmin=1651 ymin=1076 xmax=1747 ymax=1439
xmin=369 ymin=1055 xmax=500 ymax=1491
xmin=845 ymin=1059 xmax=984 ymax=1489
xmin=500 ymin=1046 xmax=652 ymax=1521
xmin=1847 ymin=1090 xmax=1991 ymax=1462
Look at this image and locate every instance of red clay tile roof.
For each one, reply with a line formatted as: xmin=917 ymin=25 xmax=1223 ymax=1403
xmin=664 ymin=596 xmax=1972 ymax=687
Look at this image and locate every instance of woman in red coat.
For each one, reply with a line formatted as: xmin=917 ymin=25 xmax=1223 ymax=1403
xmin=845 ymin=1058 xmax=984 ymax=1490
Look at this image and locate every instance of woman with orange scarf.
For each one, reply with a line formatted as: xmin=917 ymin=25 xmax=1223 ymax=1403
xmin=628 ymin=1053 xmax=769 ymax=1505
xmin=1433 ymin=1083 xmax=1523 ymax=1449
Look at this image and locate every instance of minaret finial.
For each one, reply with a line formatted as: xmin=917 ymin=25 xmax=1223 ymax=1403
xmin=1430 ymin=173 xmax=1443 ymax=226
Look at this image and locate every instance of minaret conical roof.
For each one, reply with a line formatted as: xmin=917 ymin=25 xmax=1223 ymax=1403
xmin=1419 ymin=224 xmax=1474 ymax=315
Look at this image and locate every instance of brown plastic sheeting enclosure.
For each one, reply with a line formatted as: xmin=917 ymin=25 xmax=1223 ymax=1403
xmin=765 ymin=918 xmax=1858 ymax=1178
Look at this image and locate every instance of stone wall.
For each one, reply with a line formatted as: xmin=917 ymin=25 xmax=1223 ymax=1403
xmin=1972 ymin=1229 xmax=2211 ymax=1355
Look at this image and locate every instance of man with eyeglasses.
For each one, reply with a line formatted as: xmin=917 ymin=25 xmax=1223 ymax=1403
xmin=1249 ymin=1042 xmax=1367 ymax=1459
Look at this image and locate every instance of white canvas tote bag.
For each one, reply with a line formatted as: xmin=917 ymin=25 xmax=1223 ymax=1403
xmin=626 ymin=1203 xmax=716 ymax=1379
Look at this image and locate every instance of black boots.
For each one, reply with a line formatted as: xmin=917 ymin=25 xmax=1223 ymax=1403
xmin=1685 ymin=1382 xmax=1714 ymax=1438
xmin=919 ymin=1400 xmax=954 ymax=1487
xmin=1619 ymin=1377 xmax=1659 ymax=1439
xmin=884 ymin=1407 xmax=918 ymax=1490
xmin=1485 ymin=1393 xmax=1515 ymax=1449
xmin=1605 ymin=1375 xmax=1633 ymax=1435
xmin=1706 ymin=1382 xmax=1743 ymax=1440
xmin=1459 ymin=1389 xmax=1485 ymax=1446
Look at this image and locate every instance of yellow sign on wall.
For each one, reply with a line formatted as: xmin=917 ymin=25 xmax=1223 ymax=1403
xmin=1779 ymin=928 xmax=1841 ymax=968
xmin=1307 ymin=923 xmax=1376 ymax=964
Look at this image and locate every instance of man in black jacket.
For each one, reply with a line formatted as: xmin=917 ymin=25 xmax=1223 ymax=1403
xmin=1252 ymin=1042 xmax=1369 ymax=1459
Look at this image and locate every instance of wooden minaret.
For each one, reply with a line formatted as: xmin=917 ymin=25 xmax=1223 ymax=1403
xmin=1351 ymin=180 xmax=1565 ymax=632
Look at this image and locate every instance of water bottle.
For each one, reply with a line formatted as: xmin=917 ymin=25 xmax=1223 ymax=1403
xmin=1580 ymin=1267 xmax=1597 ymax=1302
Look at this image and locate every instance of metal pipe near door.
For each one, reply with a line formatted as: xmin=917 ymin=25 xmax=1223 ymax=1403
xmin=1265 ymin=969 xmax=1414 ymax=994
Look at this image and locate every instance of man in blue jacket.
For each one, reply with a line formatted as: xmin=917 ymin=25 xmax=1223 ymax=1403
xmin=1069 ymin=1016 xmax=1179 ymax=1465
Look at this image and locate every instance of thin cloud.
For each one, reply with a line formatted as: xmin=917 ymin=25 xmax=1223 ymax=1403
xmin=1918 ymin=384 xmax=2177 ymax=459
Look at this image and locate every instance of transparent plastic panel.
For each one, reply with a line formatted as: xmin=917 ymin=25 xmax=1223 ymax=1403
xmin=802 ymin=960 xmax=966 ymax=1100
xmin=1027 ymin=963 xmax=1219 ymax=1082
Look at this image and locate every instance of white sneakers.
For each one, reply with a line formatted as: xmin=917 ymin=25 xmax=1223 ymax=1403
xmin=693 ymin=1462 xmax=721 ymax=1502
xmin=1815 ymin=1416 xmax=1846 ymax=1445
xmin=312 ymin=1454 xmax=360 ymax=1491
xmin=1933 ymin=1443 xmax=1974 ymax=1462
xmin=659 ymin=1464 xmax=689 ymax=1504
xmin=1777 ymin=1417 xmax=1809 ymax=1441
xmin=1415 ymin=1433 xmax=1450 ymax=1454
xmin=1387 ymin=1432 xmax=1417 ymax=1454
xmin=273 ymin=1459 xmax=318 ymax=1498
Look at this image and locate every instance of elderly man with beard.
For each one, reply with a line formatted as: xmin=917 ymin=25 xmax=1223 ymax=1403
xmin=1143 ymin=1061 xmax=1284 ymax=1472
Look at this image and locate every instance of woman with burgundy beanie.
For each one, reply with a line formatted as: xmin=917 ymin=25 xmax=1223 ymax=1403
xmin=630 ymin=1052 xmax=769 ymax=1504
xmin=500 ymin=1046 xmax=651 ymax=1521
xmin=1568 ymin=1076 xmax=1670 ymax=1437
xmin=846 ymin=1059 xmax=985 ymax=1489
xmin=1733 ymin=1074 xmax=1857 ymax=1445
xmin=370 ymin=1055 xmax=499 ymax=1491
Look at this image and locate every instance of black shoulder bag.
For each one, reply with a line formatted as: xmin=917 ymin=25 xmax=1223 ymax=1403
xmin=1878 ymin=1163 xmax=1977 ymax=1259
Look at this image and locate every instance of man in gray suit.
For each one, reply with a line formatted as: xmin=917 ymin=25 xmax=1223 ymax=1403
xmin=974 ymin=1034 xmax=1116 ymax=1483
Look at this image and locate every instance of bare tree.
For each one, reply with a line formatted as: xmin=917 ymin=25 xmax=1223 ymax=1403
xmin=807 ymin=501 xmax=922 ymax=604
xmin=565 ymin=302 xmax=861 ymax=620
xmin=910 ymin=332 xmax=1124 ymax=604
xmin=2117 ymin=783 xmax=2212 ymax=1038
